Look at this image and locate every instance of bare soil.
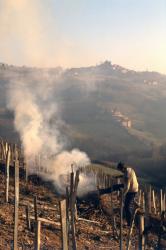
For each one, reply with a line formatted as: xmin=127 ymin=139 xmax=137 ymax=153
xmin=0 ymin=163 xmax=164 ymax=250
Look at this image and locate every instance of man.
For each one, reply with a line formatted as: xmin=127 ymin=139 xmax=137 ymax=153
xmin=117 ymin=162 xmax=139 ymax=226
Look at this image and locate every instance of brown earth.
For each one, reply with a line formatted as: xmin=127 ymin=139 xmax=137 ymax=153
xmin=0 ymin=163 xmax=164 ymax=250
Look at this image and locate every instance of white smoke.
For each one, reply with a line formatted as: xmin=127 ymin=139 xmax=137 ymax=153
xmin=6 ymin=71 xmax=91 ymax=192
xmin=46 ymin=149 xmax=91 ymax=194
xmin=7 ymin=73 xmax=63 ymax=159
xmin=2 ymin=0 xmax=93 ymax=194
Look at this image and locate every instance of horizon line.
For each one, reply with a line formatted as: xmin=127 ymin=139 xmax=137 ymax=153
xmin=0 ymin=61 xmax=166 ymax=76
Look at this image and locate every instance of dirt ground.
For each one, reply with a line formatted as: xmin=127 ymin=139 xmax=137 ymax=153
xmin=0 ymin=163 xmax=164 ymax=250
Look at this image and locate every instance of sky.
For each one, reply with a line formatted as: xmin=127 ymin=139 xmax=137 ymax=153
xmin=0 ymin=0 xmax=166 ymax=73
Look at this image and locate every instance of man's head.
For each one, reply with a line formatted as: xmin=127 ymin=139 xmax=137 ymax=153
xmin=117 ymin=162 xmax=126 ymax=173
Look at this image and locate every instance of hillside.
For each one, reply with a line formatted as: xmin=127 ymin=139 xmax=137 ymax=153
xmin=0 ymin=62 xmax=166 ymax=186
xmin=0 ymin=162 xmax=136 ymax=250
xmin=1 ymin=161 xmax=165 ymax=250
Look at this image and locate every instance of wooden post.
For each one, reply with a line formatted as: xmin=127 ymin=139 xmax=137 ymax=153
xmin=10 ymin=144 xmax=14 ymax=165
xmin=111 ymin=190 xmax=118 ymax=239
xmin=148 ymin=185 xmax=151 ymax=214
xmin=138 ymin=189 xmax=142 ymax=206
xmin=117 ymin=178 xmax=120 ymax=197
xmin=73 ymin=171 xmax=79 ymax=200
xmin=14 ymin=144 xmax=18 ymax=162
xmin=60 ymin=199 xmax=68 ymax=250
xmin=14 ymin=147 xmax=19 ymax=250
xmin=70 ymin=172 xmax=76 ymax=250
xmin=70 ymin=171 xmax=74 ymax=198
xmin=69 ymin=170 xmax=80 ymax=250
xmin=5 ymin=142 xmax=8 ymax=157
xmin=145 ymin=190 xmax=149 ymax=227
xmin=34 ymin=196 xmax=38 ymax=222
xmin=70 ymin=171 xmax=75 ymax=250
xmin=26 ymin=205 xmax=31 ymax=230
xmin=157 ymin=211 xmax=165 ymax=249
xmin=0 ymin=140 xmax=2 ymax=160
xmin=163 ymin=193 xmax=165 ymax=212
xmin=160 ymin=189 xmax=163 ymax=214
xmin=152 ymin=190 xmax=156 ymax=214
xmin=126 ymin=208 xmax=139 ymax=250
xmin=144 ymin=189 xmax=150 ymax=249
xmin=35 ymin=220 xmax=41 ymax=250
xmin=73 ymin=171 xmax=79 ymax=222
xmin=66 ymin=186 xmax=69 ymax=234
xmin=138 ymin=214 xmax=145 ymax=250
xmin=120 ymin=190 xmax=123 ymax=250
xmin=5 ymin=146 xmax=11 ymax=203
xmin=105 ymin=175 xmax=108 ymax=188
xmin=142 ymin=192 xmax=145 ymax=212
xmin=23 ymin=159 xmax=28 ymax=182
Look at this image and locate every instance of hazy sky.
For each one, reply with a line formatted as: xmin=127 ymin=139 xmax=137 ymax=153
xmin=0 ymin=0 xmax=166 ymax=73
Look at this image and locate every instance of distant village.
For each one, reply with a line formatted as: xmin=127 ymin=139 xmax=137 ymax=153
xmin=143 ymin=79 xmax=158 ymax=86
xmin=111 ymin=108 xmax=132 ymax=128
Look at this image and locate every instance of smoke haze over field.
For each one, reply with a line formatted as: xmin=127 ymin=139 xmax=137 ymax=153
xmin=1 ymin=62 xmax=166 ymax=188
xmin=7 ymin=73 xmax=62 ymax=158
xmin=0 ymin=0 xmax=93 ymax=191
xmin=6 ymin=71 xmax=91 ymax=192
xmin=1 ymin=0 xmax=166 ymax=189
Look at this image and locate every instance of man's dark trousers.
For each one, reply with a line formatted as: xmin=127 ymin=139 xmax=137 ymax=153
xmin=124 ymin=192 xmax=137 ymax=226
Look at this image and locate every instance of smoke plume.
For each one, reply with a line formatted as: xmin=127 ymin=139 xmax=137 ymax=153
xmin=6 ymin=71 xmax=91 ymax=193
xmin=1 ymin=0 xmax=93 ymax=194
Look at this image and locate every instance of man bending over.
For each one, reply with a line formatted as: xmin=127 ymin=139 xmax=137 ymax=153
xmin=117 ymin=162 xmax=139 ymax=226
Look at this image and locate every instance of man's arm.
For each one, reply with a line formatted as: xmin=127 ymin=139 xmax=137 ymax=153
xmin=123 ymin=175 xmax=130 ymax=196
xmin=98 ymin=184 xmax=124 ymax=195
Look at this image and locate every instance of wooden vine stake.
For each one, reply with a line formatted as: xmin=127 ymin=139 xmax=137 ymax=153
xmin=70 ymin=171 xmax=76 ymax=250
xmin=14 ymin=145 xmax=19 ymax=250
xmin=70 ymin=169 xmax=80 ymax=250
xmin=0 ymin=140 xmax=3 ymax=160
xmin=23 ymin=158 xmax=28 ymax=183
xmin=34 ymin=196 xmax=38 ymax=222
xmin=163 ymin=194 xmax=166 ymax=212
xmin=120 ymin=190 xmax=123 ymax=250
xmin=5 ymin=142 xmax=8 ymax=156
xmin=60 ymin=199 xmax=68 ymax=250
xmin=126 ymin=207 xmax=139 ymax=250
xmin=26 ymin=205 xmax=31 ymax=230
xmin=34 ymin=196 xmax=41 ymax=250
xmin=148 ymin=185 xmax=151 ymax=214
xmin=138 ymin=214 xmax=145 ymax=250
xmin=142 ymin=192 xmax=145 ymax=212
xmin=5 ymin=145 xmax=11 ymax=203
xmin=152 ymin=190 xmax=156 ymax=214
xmin=160 ymin=189 xmax=163 ymax=214
xmin=138 ymin=189 xmax=142 ymax=206
xmin=35 ymin=220 xmax=41 ymax=250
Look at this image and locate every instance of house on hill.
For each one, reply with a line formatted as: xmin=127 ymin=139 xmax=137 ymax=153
xmin=111 ymin=108 xmax=132 ymax=128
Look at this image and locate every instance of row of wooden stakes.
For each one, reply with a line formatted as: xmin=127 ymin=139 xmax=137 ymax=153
xmin=0 ymin=138 xmax=166 ymax=249
xmin=0 ymin=138 xmax=81 ymax=250
xmin=81 ymin=164 xmax=166 ymax=216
